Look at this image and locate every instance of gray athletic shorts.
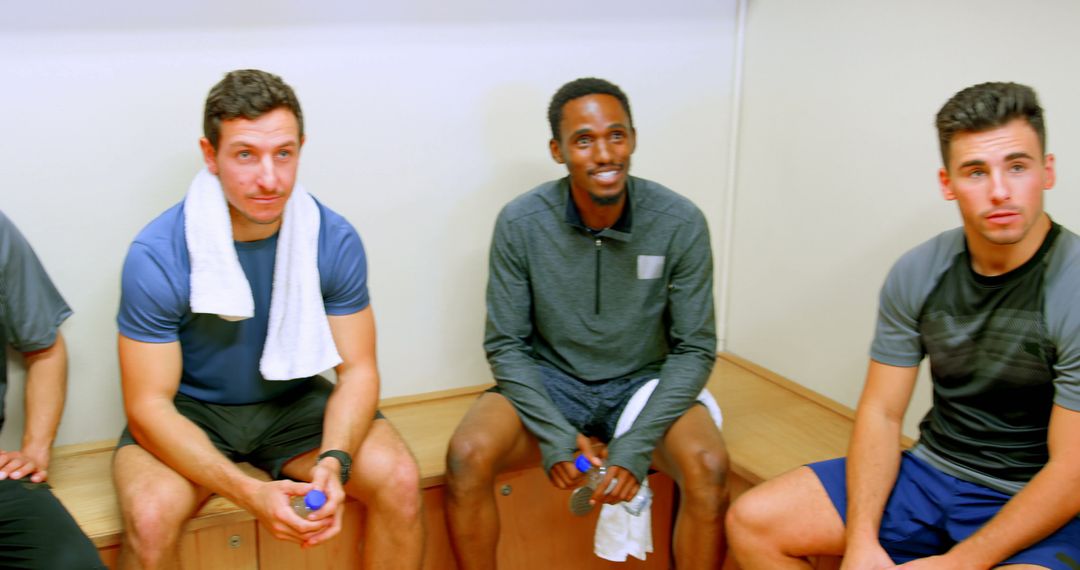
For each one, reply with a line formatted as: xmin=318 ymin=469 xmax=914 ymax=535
xmin=118 ymin=376 xmax=383 ymax=479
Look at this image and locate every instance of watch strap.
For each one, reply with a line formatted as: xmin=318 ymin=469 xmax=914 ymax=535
xmin=317 ymin=449 xmax=352 ymax=485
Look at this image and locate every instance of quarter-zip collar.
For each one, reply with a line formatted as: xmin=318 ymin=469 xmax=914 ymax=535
xmin=562 ymin=177 xmax=634 ymax=242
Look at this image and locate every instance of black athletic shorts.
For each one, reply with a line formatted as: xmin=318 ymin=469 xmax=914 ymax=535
xmin=118 ymin=376 xmax=383 ymax=478
xmin=0 ymin=479 xmax=105 ymax=569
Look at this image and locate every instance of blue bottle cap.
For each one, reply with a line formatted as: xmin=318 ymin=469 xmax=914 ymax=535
xmin=305 ymin=489 xmax=328 ymax=511
xmin=574 ymin=454 xmax=593 ymax=474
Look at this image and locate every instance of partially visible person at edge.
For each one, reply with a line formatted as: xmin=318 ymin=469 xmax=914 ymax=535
xmin=0 ymin=210 xmax=105 ymax=569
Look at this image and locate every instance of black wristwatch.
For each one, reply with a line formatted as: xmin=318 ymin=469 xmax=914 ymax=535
xmin=318 ymin=450 xmax=352 ymax=485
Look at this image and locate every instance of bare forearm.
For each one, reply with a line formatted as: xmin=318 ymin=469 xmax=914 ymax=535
xmin=936 ymin=405 xmax=1080 ymax=567
xmin=947 ymin=462 xmax=1080 ymax=567
xmin=320 ymin=370 xmax=378 ymax=455
xmin=845 ymin=407 xmax=904 ymax=546
xmin=128 ymin=399 xmax=262 ymax=507
xmin=21 ymin=333 xmax=67 ymax=454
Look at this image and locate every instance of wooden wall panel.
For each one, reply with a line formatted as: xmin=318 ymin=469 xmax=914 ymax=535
xmin=179 ymin=520 xmax=258 ymax=570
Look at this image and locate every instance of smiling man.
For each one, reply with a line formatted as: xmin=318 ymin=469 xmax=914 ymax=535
xmin=112 ymin=70 xmax=423 ymax=569
xmin=727 ymin=82 xmax=1080 ymax=569
xmin=445 ymin=77 xmax=729 ymax=568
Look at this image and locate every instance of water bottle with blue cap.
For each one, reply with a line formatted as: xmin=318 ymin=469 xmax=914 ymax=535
xmin=291 ymin=489 xmax=328 ymax=518
xmin=568 ymin=454 xmax=653 ymax=516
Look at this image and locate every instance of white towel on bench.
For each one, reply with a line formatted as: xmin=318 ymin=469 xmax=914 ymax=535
xmin=184 ymin=167 xmax=341 ymax=381
xmin=594 ymin=380 xmax=723 ymax=562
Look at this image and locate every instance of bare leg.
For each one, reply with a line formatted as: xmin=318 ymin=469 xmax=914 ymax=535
xmin=444 ymin=392 xmax=542 ymax=570
xmin=113 ymin=445 xmax=212 ymax=570
xmin=725 ymin=466 xmax=845 ymax=569
xmin=282 ymin=419 xmax=424 ymax=570
xmin=651 ymin=404 xmax=730 ymax=568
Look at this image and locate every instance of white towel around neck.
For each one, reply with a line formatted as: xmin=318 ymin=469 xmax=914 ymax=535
xmin=184 ymin=167 xmax=342 ymax=380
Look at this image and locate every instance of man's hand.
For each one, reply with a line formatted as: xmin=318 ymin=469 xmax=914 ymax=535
xmin=549 ymin=433 xmax=601 ymax=489
xmin=840 ymin=540 xmax=896 ymax=570
xmin=590 ymin=438 xmax=640 ymax=505
xmin=247 ymin=479 xmax=331 ymax=544
xmin=590 ymin=465 xmax=640 ymax=505
xmin=549 ymin=433 xmax=599 ymax=489
xmin=298 ymin=458 xmax=348 ymax=547
xmin=0 ymin=446 xmax=50 ymax=482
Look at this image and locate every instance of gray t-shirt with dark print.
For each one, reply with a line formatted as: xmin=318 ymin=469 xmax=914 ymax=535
xmin=0 ymin=210 xmax=72 ymax=433
xmin=871 ymin=221 xmax=1080 ymax=494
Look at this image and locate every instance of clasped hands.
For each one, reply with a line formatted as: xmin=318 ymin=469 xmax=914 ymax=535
xmin=550 ymin=433 xmax=641 ymax=506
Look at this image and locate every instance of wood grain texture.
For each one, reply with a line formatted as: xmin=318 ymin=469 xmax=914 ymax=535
xmin=178 ymin=520 xmax=258 ymax=570
xmin=709 ymin=354 xmax=856 ymax=485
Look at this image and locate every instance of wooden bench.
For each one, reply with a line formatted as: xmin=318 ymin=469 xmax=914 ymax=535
xmin=47 ymin=353 xmax=867 ymax=569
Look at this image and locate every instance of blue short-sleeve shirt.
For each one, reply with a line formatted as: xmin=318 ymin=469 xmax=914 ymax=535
xmin=118 ymin=199 xmax=369 ymax=404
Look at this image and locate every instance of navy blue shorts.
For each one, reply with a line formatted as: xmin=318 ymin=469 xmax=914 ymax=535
xmin=809 ymin=452 xmax=1080 ymax=568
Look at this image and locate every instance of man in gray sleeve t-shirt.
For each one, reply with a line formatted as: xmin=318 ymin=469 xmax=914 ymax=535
xmin=0 ymin=211 xmax=104 ymax=568
xmin=445 ymin=77 xmax=729 ymax=568
xmin=727 ymin=83 xmax=1080 ymax=569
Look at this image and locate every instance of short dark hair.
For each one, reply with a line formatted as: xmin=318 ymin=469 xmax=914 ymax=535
xmin=203 ymin=69 xmax=304 ymax=149
xmin=547 ymin=77 xmax=633 ymax=141
xmin=935 ymin=82 xmax=1045 ymax=167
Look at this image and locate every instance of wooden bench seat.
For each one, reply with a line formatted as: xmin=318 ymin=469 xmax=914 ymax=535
xmin=47 ymin=354 xmax=869 ymax=568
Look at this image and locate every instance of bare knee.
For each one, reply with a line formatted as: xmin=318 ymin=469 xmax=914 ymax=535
xmin=677 ymin=447 xmax=730 ymax=511
xmin=371 ymin=454 xmax=423 ymax=523
xmin=726 ymin=485 xmax=784 ymax=547
xmin=445 ymin=430 xmax=501 ymax=493
xmin=121 ymin=492 xmax=189 ymax=564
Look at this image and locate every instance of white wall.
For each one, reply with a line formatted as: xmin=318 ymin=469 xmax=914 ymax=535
xmin=727 ymin=0 xmax=1080 ymax=437
xmin=1 ymin=2 xmax=739 ymax=448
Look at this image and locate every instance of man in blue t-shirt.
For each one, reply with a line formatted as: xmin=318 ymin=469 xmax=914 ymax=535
xmin=113 ymin=70 xmax=423 ymax=569
xmin=727 ymin=83 xmax=1080 ymax=569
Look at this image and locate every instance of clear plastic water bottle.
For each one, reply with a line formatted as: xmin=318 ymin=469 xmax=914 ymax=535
xmin=291 ymin=489 xmax=327 ymax=518
xmin=622 ymin=479 xmax=653 ymax=516
xmin=568 ymin=455 xmax=653 ymax=516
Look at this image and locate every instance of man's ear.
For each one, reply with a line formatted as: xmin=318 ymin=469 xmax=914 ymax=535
xmin=938 ymin=167 xmax=956 ymax=201
xmin=199 ymin=137 xmax=219 ymax=175
xmin=549 ymin=138 xmax=565 ymax=164
xmin=1043 ymin=153 xmax=1056 ymax=190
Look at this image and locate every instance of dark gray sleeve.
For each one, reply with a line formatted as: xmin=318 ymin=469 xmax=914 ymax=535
xmin=606 ymin=211 xmax=717 ymax=483
xmin=483 ymin=210 xmax=579 ymax=474
xmin=869 ymin=230 xmax=962 ymax=368
xmin=1043 ymin=230 xmax=1080 ymax=412
xmin=0 ymin=211 xmax=72 ymax=352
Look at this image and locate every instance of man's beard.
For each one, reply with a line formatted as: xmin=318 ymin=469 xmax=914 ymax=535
xmin=589 ymin=186 xmax=626 ymax=206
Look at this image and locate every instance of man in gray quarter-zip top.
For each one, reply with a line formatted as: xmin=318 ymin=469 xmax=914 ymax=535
xmin=446 ymin=77 xmax=729 ymax=569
